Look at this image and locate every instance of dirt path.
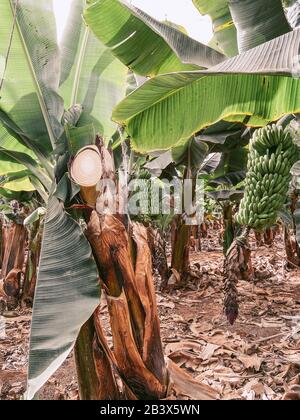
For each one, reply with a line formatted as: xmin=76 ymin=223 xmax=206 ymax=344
xmin=1 ymin=233 xmax=300 ymax=400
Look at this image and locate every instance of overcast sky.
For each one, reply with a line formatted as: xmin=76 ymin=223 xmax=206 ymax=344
xmin=53 ymin=0 xmax=213 ymax=44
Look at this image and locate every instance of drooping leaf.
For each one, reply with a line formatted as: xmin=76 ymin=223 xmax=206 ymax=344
xmin=0 ymin=110 xmax=54 ymax=178
xmin=27 ymin=196 xmax=100 ymax=400
xmin=212 ymin=144 xmax=248 ymax=184
xmin=1 ymin=176 xmax=35 ymax=192
xmin=113 ymin=29 xmax=300 ymax=153
xmin=0 ymin=152 xmax=26 ymax=175
xmin=0 ymin=187 xmax=33 ymax=203
xmin=144 ymin=151 xmax=174 ymax=177
xmin=172 ymin=137 xmax=210 ymax=168
xmin=84 ymin=0 xmax=225 ymax=76
xmin=196 ymin=120 xmax=251 ymax=153
xmin=228 ymin=0 xmax=291 ymax=53
xmin=0 ymin=148 xmax=52 ymax=191
xmin=200 ymin=153 xmax=222 ymax=175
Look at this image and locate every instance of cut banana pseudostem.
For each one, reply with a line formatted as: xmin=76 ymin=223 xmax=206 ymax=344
xmin=237 ymin=124 xmax=299 ymax=231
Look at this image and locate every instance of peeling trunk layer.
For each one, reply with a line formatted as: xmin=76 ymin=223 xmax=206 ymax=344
xmin=93 ymin=335 xmax=120 ymax=400
xmin=107 ymin=292 xmax=165 ymax=399
xmin=86 ymin=212 xmax=167 ymax=399
xmin=86 ymin=212 xmax=145 ymax=351
xmin=1 ymin=223 xmax=27 ymax=281
xmin=132 ymin=224 xmax=167 ymax=386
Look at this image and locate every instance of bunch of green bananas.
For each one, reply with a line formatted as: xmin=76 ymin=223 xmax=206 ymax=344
xmin=237 ymin=124 xmax=299 ymax=230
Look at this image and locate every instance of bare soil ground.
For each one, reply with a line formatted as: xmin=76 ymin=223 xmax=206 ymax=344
xmin=1 ymin=229 xmax=300 ymax=400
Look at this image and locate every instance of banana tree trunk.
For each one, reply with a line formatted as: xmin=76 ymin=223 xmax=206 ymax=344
xmin=1 ymin=222 xmax=27 ymax=279
xmin=86 ymin=214 xmax=167 ymax=399
xmin=171 ymin=215 xmax=191 ymax=274
xmin=70 ymin=139 xmax=167 ymax=400
xmin=224 ymin=228 xmax=252 ymax=325
xmin=1 ymin=222 xmax=27 ymax=307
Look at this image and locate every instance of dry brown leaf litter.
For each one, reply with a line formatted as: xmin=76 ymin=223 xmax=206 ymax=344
xmin=0 ymin=231 xmax=300 ymax=400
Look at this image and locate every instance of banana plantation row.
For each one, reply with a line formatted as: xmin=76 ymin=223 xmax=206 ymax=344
xmin=1 ymin=0 xmax=300 ymax=400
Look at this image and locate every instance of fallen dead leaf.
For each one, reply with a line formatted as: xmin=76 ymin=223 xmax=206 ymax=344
xmin=238 ymin=354 xmax=263 ymax=372
xmin=167 ymin=359 xmax=219 ymax=400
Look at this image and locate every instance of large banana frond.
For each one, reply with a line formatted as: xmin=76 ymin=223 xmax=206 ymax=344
xmin=84 ymin=0 xmax=226 ymax=77
xmin=113 ymin=29 xmax=300 ymax=153
xmin=228 ymin=0 xmax=291 ymax=53
xmin=27 ymin=196 xmax=100 ymax=400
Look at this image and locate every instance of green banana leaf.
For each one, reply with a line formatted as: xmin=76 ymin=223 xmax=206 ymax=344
xmin=0 ymin=187 xmax=33 ymax=203
xmin=0 ymin=0 xmax=64 ymax=153
xmin=192 ymin=0 xmax=238 ymax=56
xmin=112 ymin=28 xmax=300 ymax=153
xmin=0 ymin=152 xmax=26 ymax=175
xmin=172 ymin=137 xmax=210 ymax=168
xmin=0 ymin=148 xmax=52 ymax=191
xmin=1 ymin=176 xmax=35 ymax=192
xmin=228 ymin=0 xmax=291 ymax=53
xmin=59 ymin=0 xmax=128 ymax=144
xmin=27 ymin=196 xmax=100 ymax=400
xmin=84 ymin=0 xmax=226 ymax=77
xmin=0 ymin=110 xmax=54 ymax=178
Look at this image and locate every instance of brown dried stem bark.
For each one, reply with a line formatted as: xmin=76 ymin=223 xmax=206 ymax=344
xmin=86 ymin=213 xmax=167 ymax=399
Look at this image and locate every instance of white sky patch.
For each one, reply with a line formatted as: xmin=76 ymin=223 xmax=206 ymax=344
xmin=53 ymin=0 xmax=73 ymax=42
xmin=53 ymin=0 xmax=213 ymax=45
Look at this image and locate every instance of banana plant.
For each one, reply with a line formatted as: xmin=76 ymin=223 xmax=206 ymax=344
xmin=0 ymin=0 xmax=129 ymax=400
xmin=84 ymin=0 xmax=300 ymax=155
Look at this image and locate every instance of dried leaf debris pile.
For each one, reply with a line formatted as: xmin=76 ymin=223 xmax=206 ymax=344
xmin=1 ymin=231 xmax=300 ymax=400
